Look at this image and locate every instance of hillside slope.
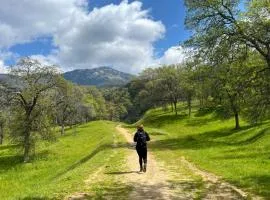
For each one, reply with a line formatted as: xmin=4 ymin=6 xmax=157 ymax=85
xmin=0 ymin=121 xmax=129 ymax=199
xmin=132 ymin=105 xmax=270 ymax=198
xmin=63 ymin=67 xmax=134 ymax=87
xmin=0 ymin=74 xmax=20 ymax=87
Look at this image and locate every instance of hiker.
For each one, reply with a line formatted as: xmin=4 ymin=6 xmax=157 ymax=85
xmin=134 ymin=124 xmax=150 ymax=172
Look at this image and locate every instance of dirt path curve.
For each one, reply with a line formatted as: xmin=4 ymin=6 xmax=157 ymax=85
xmin=116 ymin=125 xmax=262 ymax=200
xmin=67 ymin=125 xmax=261 ymax=200
xmin=180 ymin=157 xmax=264 ymax=200
xmin=116 ymin=125 xmax=182 ymax=200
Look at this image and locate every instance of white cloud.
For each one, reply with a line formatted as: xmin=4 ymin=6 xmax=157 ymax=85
xmin=29 ymin=54 xmax=56 ymax=66
xmin=52 ymin=0 xmax=165 ymax=73
xmin=0 ymin=60 xmax=9 ymax=74
xmin=158 ymin=46 xmax=185 ymax=65
xmin=0 ymin=0 xmax=87 ymax=47
xmin=0 ymin=50 xmax=16 ymax=74
xmin=0 ymin=0 xmax=172 ymax=74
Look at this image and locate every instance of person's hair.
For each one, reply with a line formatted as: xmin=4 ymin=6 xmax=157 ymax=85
xmin=137 ymin=124 xmax=144 ymax=131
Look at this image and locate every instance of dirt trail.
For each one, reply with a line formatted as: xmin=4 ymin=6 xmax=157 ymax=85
xmin=116 ymin=125 xmax=183 ymax=200
xmin=67 ymin=125 xmax=261 ymax=200
xmin=116 ymin=125 xmax=260 ymax=200
xmin=180 ymin=157 xmax=263 ymax=199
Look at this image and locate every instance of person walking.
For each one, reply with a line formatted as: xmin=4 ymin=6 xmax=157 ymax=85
xmin=133 ymin=124 xmax=150 ymax=172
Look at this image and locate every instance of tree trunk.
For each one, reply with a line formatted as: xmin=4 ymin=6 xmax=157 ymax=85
xmin=72 ymin=126 xmax=77 ymax=136
xmin=226 ymin=91 xmax=240 ymax=129
xmin=200 ymin=97 xmax=204 ymax=108
xmin=174 ymin=101 xmax=178 ymax=116
xmin=23 ymin=130 xmax=31 ymax=162
xmin=219 ymin=97 xmax=222 ymax=104
xmin=61 ymin=123 xmax=65 ymax=135
xmin=0 ymin=125 xmax=3 ymax=145
xmin=234 ymin=112 xmax=240 ymax=129
xmin=187 ymin=98 xmax=192 ymax=117
xmin=267 ymin=56 xmax=270 ymax=69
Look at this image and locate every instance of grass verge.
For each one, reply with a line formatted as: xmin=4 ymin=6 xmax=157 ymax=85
xmin=134 ymin=105 xmax=270 ymax=198
xmin=0 ymin=121 xmax=130 ymax=200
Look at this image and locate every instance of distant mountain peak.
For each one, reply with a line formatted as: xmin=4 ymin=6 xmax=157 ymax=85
xmin=97 ymin=66 xmax=113 ymax=70
xmin=63 ymin=67 xmax=134 ymax=87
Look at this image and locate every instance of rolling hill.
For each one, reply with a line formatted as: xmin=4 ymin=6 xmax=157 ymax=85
xmin=0 ymin=121 xmax=129 ymax=199
xmin=132 ymin=104 xmax=270 ymax=198
xmin=63 ymin=67 xmax=134 ymax=87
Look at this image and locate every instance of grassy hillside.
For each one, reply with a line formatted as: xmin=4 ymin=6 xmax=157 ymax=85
xmin=0 ymin=121 xmax=130 ymax=200
xmin=132 ymin=105 xmax=270 ymax=198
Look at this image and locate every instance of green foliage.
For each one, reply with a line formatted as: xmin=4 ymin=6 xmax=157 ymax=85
xmin=0 ymin=111 xmax=7 ymax=145
xmin=183 ymin=0 xmax=270 ymax=127
xmin=7 ymin=58 xmax=59 ymax=162
xmin=0 ymin=57 xmax=133 ymax=160
xmin=126 ymin=64 xmax=197 ymax=120
xmin=83 ymin=86 xmax=107 ymax=120
xmin=102 ymin=87 xmax=132 ymax=121
xmin=184 ymin=0 xmax=270 ymax=68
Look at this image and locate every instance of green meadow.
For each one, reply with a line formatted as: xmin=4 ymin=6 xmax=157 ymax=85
xmin=0 ymin=121 xmax=130 ymax=200
xmin=1 ymin=106 xmax=269 ymax=199
xmin=132 ymin=105 xmax=270 ymax=198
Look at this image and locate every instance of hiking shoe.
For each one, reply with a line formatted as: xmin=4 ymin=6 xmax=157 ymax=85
xmin=139 ymin=166 xmax=143 ymax=172
xmin=143 ymin=164 xmax=147 ymax=172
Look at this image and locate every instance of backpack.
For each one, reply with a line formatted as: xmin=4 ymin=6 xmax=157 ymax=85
xmin=137 ymin=131 xmax=147 ymax=148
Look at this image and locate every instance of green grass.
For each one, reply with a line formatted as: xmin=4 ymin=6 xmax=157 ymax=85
xmin=133 ymin=104 xmax=270 ymax=198
xmin=0 ymin=121 xmax=130 ymax=200
xmin=2 ymin=106 xmax=269 ymax=199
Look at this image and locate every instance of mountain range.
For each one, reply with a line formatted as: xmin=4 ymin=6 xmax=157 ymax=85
xmin=0 ymin=66 xmax=134 ymax=87
xmin=63 ymin=67 xmax=134 ymax=87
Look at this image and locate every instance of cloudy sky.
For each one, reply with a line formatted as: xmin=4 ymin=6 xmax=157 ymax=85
xmin=0 ymin=0 xmax=190 ymax=74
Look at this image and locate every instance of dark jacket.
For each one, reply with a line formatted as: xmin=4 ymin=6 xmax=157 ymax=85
xmin=134 ymin=130 xmax=150 ymax=148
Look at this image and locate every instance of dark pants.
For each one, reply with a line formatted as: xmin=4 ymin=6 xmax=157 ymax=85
xmin=136 ymin=147 xmax=147 ymax=167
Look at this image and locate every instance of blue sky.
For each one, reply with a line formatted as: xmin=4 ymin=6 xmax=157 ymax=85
xmin=0 ymin=0 xmax=189 ymax=73
xmin=88 ymin=0 xmax=190 ymax=56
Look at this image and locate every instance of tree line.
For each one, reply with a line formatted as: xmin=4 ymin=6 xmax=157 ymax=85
xmin=0 ymin=58 xmax=131 ymax=162
xmin=126 ymin=0 xmax=270 ymax=129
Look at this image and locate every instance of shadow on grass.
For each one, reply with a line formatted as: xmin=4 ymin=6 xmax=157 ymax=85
xmin=89 ymin=180 xmax=204 ymax=200
xmin=149 ymin=126 xmax=270 ymax=151
xmin=0 ymin=144 xmax=20 ymax=150
xmin=194 ymin=106 xmax=216 ymax=117
xmin=194 ymin=106 xmax=232 ymax=120
xmin=143 ymin=114 xmax=187 ymax=128
xmin=194 ymin=125 xmax=269 ymax=146
xmin=185 ymin=116 xmax=220 ymax=127
xmin=53 ymin=143 xmax=112 ymax=179
xmin=89 ymin=183 xmax=132 ymax=200
xmin=236 ymin=128 xmax=269 ymax=145
xmin=0 ymin=154 xmax=23 ymax=171
xmin=21 ymin=197 xmax=54 ymax=200
xmin=32 ymin=150 xmax=51 ymax=161
xmin=0 ymin=144 xmax=22 ymax=170
xmin=212 ymin=151 xmax=270 ymax=160
xmin=0 ymin=150 xmax=51 ymax=171
xmin=149 ymin=136 xmax=220 ymax=151
xmin=167 ymin=179 xmax=206 ymax=199
xmin=105 ymin=170 xmax=139 ymax=175
xmin=148 ymin=131 xmax=168 ymax=136
xmin=196 ymin=125 xmax=255 ymax=139
xmin=244 ymin=175 xmax=270 ymax=197
xmin=53 ymin=142 xmax=131 ymax=179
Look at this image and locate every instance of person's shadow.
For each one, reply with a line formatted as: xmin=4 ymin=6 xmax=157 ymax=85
xmin=105 ymin=171 xmax=140 ymax=175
